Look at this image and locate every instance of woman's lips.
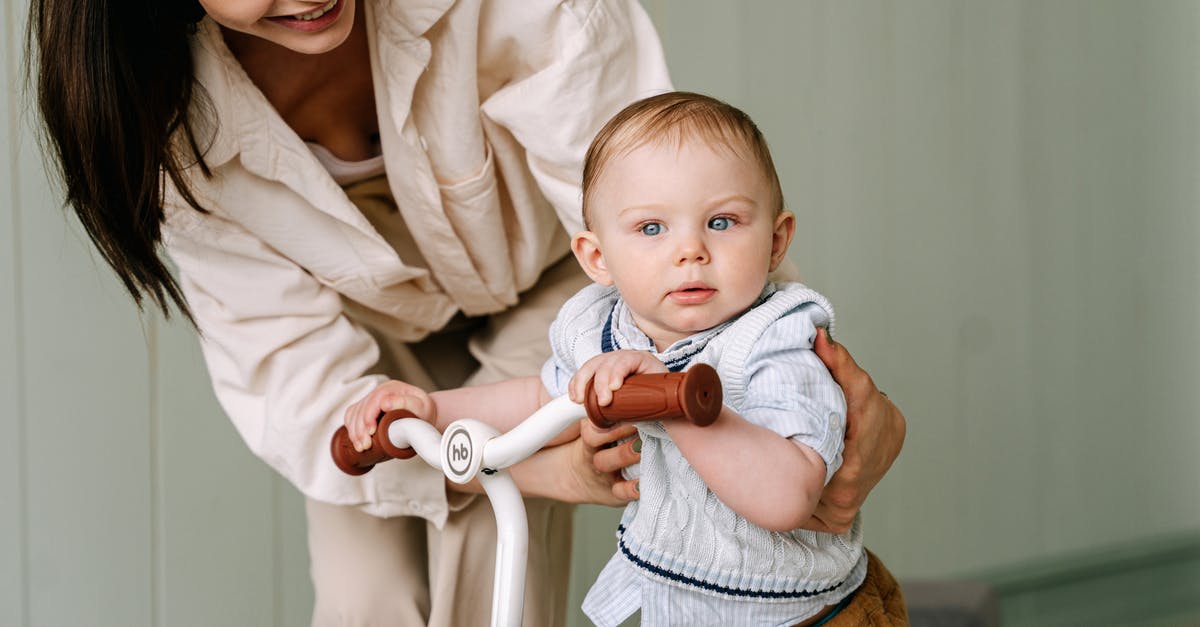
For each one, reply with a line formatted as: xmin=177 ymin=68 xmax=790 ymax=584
xmin=266 ymin=0 xmax=345 ymax=32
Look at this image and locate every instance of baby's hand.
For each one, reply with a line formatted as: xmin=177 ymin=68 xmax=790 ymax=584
xmin=343 ymin=380 xmax=436 ymax=452
xmin=569 ymin=350 xmax=668 ymax=406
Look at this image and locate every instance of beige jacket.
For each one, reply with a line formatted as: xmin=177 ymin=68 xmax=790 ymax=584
xmin=162 ymin=0 xmax=671 ymax=522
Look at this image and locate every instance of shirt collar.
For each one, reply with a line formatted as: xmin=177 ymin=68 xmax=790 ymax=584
xmin=607 ymin=284 xmax=777 ymax=371
xmin=371 ymin=0 xmax=455 ymax=40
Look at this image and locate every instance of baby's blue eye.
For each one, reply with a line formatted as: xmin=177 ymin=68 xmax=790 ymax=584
xmin=708 ymin=216 xmax=733 ymax=231
xmin=640 ymin=222 xmax=663 ymax=236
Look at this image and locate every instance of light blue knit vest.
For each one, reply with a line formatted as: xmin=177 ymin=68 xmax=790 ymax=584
xmin=548 ymin=282 xmax=865 ymax=600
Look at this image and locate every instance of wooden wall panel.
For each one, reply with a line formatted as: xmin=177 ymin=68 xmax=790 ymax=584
xmin=1021 ymin=0 xmax=1200 ymax=555
xmin=17 ymin=129 xmax=155 ymax=624
xmin=12 ymin=1 xmax=155 ymax=617
xmin=275 ymin=479 xmax=314 ymax=627
xmin=156 ymin=319 xmax=279 ymax=627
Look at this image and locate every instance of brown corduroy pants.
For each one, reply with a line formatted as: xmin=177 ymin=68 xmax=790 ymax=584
xmin=823 ymin=550 xmax=909 ymax=626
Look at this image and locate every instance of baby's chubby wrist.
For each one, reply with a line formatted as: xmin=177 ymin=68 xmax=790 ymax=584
xmin=662 ymin=404 xmax=726 ymax=440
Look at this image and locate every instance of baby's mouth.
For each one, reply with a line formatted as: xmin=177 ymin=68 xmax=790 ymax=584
xmin=668 ymin=283 xmax=716 ymax=304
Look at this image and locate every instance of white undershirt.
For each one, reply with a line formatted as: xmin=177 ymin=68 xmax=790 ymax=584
xmin=306 ymin=142 xmax=386 ymax=186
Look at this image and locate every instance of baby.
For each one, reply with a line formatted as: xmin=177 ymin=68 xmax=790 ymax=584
xmin=345 ymin=92 xmax=866 ymax=626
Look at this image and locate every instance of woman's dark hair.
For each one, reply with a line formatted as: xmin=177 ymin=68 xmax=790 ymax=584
xmin=28 ymin=0 xmax=210 ymax=322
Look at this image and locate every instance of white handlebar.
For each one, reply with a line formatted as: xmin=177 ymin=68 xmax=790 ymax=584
xmin=383 ymin=419 xmax=443 ymax=470
xmin=482 ymin=395 xmax=584 ymax=470
xmin=381 ymin=395 xmax=588 ymax=627
xmin=332 ymin=365 xmax=722 ymax=627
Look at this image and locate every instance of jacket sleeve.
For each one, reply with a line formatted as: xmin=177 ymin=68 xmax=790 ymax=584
xmin=479 ymin=0 xmax=673 ymax=235
xmin=162 ymin=203 xmax=451 ymax=524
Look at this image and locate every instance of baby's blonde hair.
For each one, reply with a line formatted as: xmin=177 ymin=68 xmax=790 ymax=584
xmin=581 ymin=91 xmax=784 ymax=228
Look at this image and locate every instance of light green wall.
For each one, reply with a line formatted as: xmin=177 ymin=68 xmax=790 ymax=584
xmin=2 ymin=3 xmax=23 ymax=624
xmin=4 ymin=2 xmax=1199 ymax=626
xmin=644 ymin=0 xmax=1200 ymax=571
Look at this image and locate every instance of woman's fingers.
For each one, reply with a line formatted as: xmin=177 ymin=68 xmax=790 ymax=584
xmin=580 ymin=419 xmax=637 ymax=449
xmin=814 ymin=327 xmax=876 ymax=404
xmin=592 ymin=435 xmax=641 ymax=474
xmin=805 ymin=327 xmax=907 ymax=534
xmin=560 ymin=438 xmax=627 ymax=507
xmin=611 ymin=479 xmax=639 ymax=502
xmin=578 ymin=417 xmax=641 ymax=501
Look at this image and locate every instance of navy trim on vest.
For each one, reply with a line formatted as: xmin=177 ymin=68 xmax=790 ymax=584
xmin=601 ymin=307 xmax=616 ymax=354
xmin=601 ymin=304 xmax=704 ymax=372
xmin=662 ymin=354 xmax=695 ymax=373
xmin=616 ymin=525 xmax=846 ymax=599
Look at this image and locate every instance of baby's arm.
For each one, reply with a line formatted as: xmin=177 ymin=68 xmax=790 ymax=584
xmin=428 ymin=377 xmax=575 ymax=444
xmin=344 ymin=377 xmax=576 ymax=452
xmin=669 ymin=306 xmax=847 ymax=532
xmin=574 ymin=352 xmax=822 ymax=530
xmin=664 ymin=412 xmax=825 ymax=532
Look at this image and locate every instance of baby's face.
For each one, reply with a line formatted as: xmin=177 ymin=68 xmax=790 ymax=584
xmin=577 ymin=139 xmax=793 ymax=350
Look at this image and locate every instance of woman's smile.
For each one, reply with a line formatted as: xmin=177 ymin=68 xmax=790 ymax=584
xmin=267 ymin=0 xmax=344 ymax=32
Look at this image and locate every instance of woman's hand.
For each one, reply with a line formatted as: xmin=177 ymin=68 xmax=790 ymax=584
xmin=565 ymin=350 xmax=660 ymax=502
xmin=511 ymin=420 xmax=643 ymax=502
xmin=806 ymin=327 xmax=906 ymax=534
xmin=343 ymin=380 xmax=436 ymax=452
xmin=582 ymin=417 xmax=642 ymax=502
xmin=561 ymin=422 xmax=636 ymax=506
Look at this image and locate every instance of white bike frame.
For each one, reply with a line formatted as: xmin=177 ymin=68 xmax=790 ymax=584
xmin=379 ymin=395 xmax=587 ymax=627
xmin=330 ymin=365 xmax=720 ymax=627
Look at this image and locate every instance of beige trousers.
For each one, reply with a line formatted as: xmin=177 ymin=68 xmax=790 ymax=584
xmin=308 ymin=255 xmax=591 ymax=626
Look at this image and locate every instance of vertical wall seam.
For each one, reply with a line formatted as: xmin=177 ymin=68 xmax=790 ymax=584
xmin=6 ymin=0 xmax=30 ymax=622
xmin=1016 ymin=0 xmax=1049 ymax=562
xmin=149 ymin=317 xmax=163 ymax=626
xmin=1195 ymin=2 xmax=1200 ymax=301
xmin=272 ymin=477 xmax=283 ymax=627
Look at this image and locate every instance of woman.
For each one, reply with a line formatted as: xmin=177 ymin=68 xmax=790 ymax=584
xmin=29 ymin=0 xmax=906 ymax=624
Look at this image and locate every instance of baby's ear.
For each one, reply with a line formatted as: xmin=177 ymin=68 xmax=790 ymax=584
xmin=571 ymin=231 xmax=614 ymax=285
xmin=769 ymin=211 xmax=796 ymax=271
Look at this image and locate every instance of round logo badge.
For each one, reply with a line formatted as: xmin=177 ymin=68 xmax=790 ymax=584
xmin=445 ymin=426 xmax=473 ymax=478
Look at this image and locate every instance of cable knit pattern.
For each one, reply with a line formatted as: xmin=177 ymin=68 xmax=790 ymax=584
xmin=543 ymin=282 xmax=866 ymax=625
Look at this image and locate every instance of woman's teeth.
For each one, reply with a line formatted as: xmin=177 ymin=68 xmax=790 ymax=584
xmin=294 ymin=0 xmax=337 ymax=21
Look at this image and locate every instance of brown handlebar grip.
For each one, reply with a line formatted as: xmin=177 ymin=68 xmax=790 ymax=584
xmin=330 ymin=410 xmax=418 ymax=476
xmin=585 ymin=363 xmax=722 ymax=429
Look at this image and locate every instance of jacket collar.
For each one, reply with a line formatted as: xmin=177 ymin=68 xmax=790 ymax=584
xmin=373 ymin=0 xmax=455 ymax=41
